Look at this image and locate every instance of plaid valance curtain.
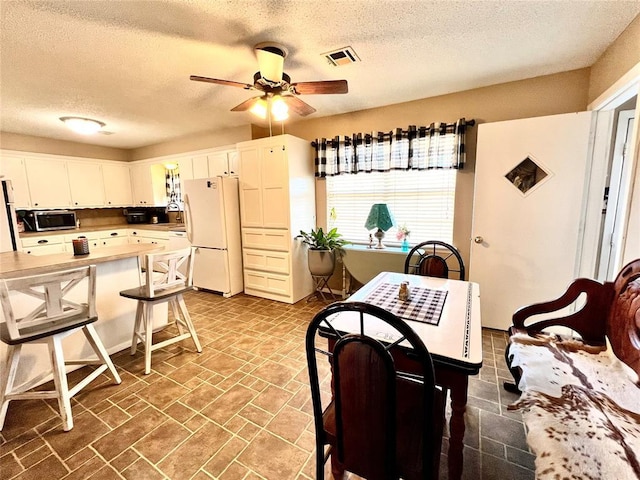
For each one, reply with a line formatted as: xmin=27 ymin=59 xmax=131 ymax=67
xmin=165 ymin=168 xmax=181 ymax=204
xmin=313 ymin=118 xmax=469 ymax=177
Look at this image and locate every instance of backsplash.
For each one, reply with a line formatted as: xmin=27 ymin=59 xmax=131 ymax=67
xmin=74 ymin=208 xmax=128 ymax=228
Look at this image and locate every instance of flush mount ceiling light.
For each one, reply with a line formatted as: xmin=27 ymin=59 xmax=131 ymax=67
xmin=59 ymin=116 xmax=106 ymax=135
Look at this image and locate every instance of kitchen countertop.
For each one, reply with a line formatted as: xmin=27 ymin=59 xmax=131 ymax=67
xmin=19 ymin=223 xmax=186 ymax=238
xmin=0 ymin=243 xmax=164 ymax=279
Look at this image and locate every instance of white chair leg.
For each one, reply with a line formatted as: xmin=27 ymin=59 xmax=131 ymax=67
xmin=170 ymin=298 xmax=185 ymax=335
xmin=83 ymin=324 xmax=122 ymax=385
xmin=48 ymin=336 xmax=73 ymax=431
xmin=131 ymin=301 xmax=143 ymax=355
xmin=143 ymin=302 xmax=154 ymax=375
xmin=177 ymin=294 xmax=202 ymax=353
xmin=0 ymin=345 xmax=22 ymax=431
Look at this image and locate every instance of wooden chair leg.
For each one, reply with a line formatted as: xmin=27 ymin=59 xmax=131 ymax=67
xmin=143 ymin=302 xmax=154 ymax=375
xmin=48 ymin=336 xmax=73 ymax=431
xmin=0 ymin=345 xmax=21 ymax=431
xmin=83 ymin=324 xmax=122 ymax=385
xmin=177 ymin=294 xmax=202 ymax=353
xmin=131 ymin=301 xmax=143 ymax=355
xmin=330 ymin=452 xmax=345 ymax=480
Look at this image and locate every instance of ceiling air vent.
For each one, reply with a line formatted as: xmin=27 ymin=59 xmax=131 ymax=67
xmin=322 ymin=46 xmax=360 ymax=66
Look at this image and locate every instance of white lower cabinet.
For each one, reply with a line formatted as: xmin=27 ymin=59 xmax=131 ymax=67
xmin=242 ymin=249 xmax=290 ymax=275
xmin=243 ymin=270 xmax=291 ymax=297
xmin=21 ymin=235 xmax=66 ymax=255
xmin=98 ymin=229 xmax=129 ymax=247
xmin=23 ymin=228 xmax=139 ymax=255
xmin=65 ymin=229 xmax=130 ymax=249
xmin=128 ymin=229 xmax=169 ymax=245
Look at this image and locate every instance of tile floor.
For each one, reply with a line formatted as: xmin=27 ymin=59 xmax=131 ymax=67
xmin=0 ymin=290 xmax=535 ymax=480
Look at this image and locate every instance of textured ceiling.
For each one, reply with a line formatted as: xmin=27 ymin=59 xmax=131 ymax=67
xmin=1 ymin=1 xmax=639 ymax=150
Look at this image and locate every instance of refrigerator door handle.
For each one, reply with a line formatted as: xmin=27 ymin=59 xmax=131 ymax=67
xmin=184 ymin=194 xmax=194 ymax=243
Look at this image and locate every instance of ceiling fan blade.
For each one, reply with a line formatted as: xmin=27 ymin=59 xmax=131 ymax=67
xmin=282 ymin=96 xmax=316 ymax=116
xmin=230 ymin=96 xmax=262 ymax=112
xmin=291 ymin=80 xmax=348 ymax=95
xmin=190 ymin=75 xmax=254 ymax=90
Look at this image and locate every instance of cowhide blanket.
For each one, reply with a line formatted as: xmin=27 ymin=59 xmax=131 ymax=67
xmin=507 ymin=333 xmax=640 ymax=480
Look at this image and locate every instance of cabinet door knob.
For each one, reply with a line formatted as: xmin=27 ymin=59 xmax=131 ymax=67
xmin=474 ymin=236 xmax=484 ymax=244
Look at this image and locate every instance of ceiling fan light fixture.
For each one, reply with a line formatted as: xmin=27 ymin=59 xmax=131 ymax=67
xmin=250 ymin=97 xmax=268 ymax=119
xmin=271 ymin=96 xmax=289 ymax=121
xmin=60 ymin=116 xmax=105 ymax=135
xmin=255 ymin=42 xmax=288 ymax=83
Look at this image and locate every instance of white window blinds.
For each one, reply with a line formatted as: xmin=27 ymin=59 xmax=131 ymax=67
xmin=326 ymin=169 xmax=456 ymax=246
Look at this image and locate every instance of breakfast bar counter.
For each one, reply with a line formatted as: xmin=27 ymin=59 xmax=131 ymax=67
xmin=0 ymin=244 xmax=165 ymax=387
xmin=0 ymin=243 xmax=162 ymax=279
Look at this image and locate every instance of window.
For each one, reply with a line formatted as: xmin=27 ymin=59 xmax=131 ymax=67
xmin=326 ymin=169 xmax=456 ymax=246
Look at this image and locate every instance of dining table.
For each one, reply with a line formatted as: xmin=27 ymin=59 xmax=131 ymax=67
xmin=325 ymin=271 xmax=483 ymax=480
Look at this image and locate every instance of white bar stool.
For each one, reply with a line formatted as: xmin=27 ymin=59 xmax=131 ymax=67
xmin=119 ymin=247 xmax=202 ymax=375
xmin=0 ymin=265 xmax=122 ymax=432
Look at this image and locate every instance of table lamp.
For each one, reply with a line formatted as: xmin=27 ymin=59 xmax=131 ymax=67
xmin=365 ymin=204 xmax=395 ymax=249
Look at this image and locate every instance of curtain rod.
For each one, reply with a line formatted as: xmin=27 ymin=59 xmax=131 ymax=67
xmin=310 ymin=119 xmax=475 ymax=148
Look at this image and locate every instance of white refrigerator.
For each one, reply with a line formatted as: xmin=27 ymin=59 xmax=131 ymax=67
xmin=183 ymin=177 xmax=243 ymax=297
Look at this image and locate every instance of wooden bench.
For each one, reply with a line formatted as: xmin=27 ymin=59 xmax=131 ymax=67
xmin=504 ymin=259 xmax=640 ymax=479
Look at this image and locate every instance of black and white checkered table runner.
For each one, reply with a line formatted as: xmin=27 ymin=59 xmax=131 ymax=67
xmin=362 ymin=282 xmax=448 ymax=325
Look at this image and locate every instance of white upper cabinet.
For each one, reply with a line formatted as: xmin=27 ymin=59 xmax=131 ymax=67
xmin=102 ymin=163 xmax=134 ymax=207
xmin=238 ymin=147 xmax=262 ymax=227
xmin=67 ymin=161 xmax=106 ymax=207
xmin=192 ymin=155 xmax=210 ymax=179
xmin=0 ymin=154 xmax=31 ymax=209
xmin=130 ymin=163 xmax=167 ymax=206
xmin=25 ymin=157 xmax=72 ymax=209
xmin=176 ymin=158 xmax=194 ymax=181
xmin=238 ymin=143 xmax=290 ymax=229
xmin=208 ymin=150 xmax=239 ymax=177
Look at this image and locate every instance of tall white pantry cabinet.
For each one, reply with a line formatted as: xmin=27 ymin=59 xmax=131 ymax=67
xmin=237 ymin=134 xmax=316 ymax=303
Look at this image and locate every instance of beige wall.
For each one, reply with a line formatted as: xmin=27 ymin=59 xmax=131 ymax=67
xmin=0 ymin=125 xmax=252 ymax=162
xmin=588 ymin=14 xmax=640 ymax=104
xmin=273 ymin=68 xmax=591 ymax=269
xmin=0 ymin=132 xmax=129 ymax=161
xmin=129 ymin=125 xmax=252 ymax=160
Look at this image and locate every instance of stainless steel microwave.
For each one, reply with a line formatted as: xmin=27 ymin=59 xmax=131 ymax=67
xmin=27 ymin=210 xmax=77 ymax=231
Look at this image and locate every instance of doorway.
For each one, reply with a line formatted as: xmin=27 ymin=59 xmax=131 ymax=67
xmin=597 ymin=105 xmax=637 ymax=280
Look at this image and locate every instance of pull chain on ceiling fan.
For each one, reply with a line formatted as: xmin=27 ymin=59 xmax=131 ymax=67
xmin=190 ymin=42 xmax=348 ymax=119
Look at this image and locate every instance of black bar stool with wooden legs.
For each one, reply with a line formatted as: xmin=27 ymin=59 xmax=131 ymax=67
xmin=119 ymin=247 xmax=202 ymax=375
xmin=0 ymin=265 xmax=122 ymax=432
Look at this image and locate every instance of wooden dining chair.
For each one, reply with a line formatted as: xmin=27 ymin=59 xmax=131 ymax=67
xmin=119 ymin=247 xmax=202 ymax=374
xmin=306 ymin=301 xmax=446 ymax=480
xmin=0 ymin=265 xmax=122 ymax=432
xmin=404 ymin=240 xmax=466 ymax=280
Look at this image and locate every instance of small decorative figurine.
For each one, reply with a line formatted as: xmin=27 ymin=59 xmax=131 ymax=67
xmin=398 ymin=281 xmax=410 ymax=301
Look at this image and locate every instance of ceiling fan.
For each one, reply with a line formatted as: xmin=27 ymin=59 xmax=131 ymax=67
xmin=190 ymin=42 xmax=348 ymax=119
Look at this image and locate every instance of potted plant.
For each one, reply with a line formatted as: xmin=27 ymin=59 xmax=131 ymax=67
xmin=299 ymin=227 xmax=349 ymax=277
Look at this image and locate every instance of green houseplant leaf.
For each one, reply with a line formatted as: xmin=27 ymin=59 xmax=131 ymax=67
xmin=299 ymin=227 xmax=349 ymax=255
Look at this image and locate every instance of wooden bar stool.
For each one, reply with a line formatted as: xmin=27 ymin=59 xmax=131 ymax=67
xmin=0 ymin=265 xmax=122 ymax=432
xmin=119 ymin=247 xmax=202 ymax=375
